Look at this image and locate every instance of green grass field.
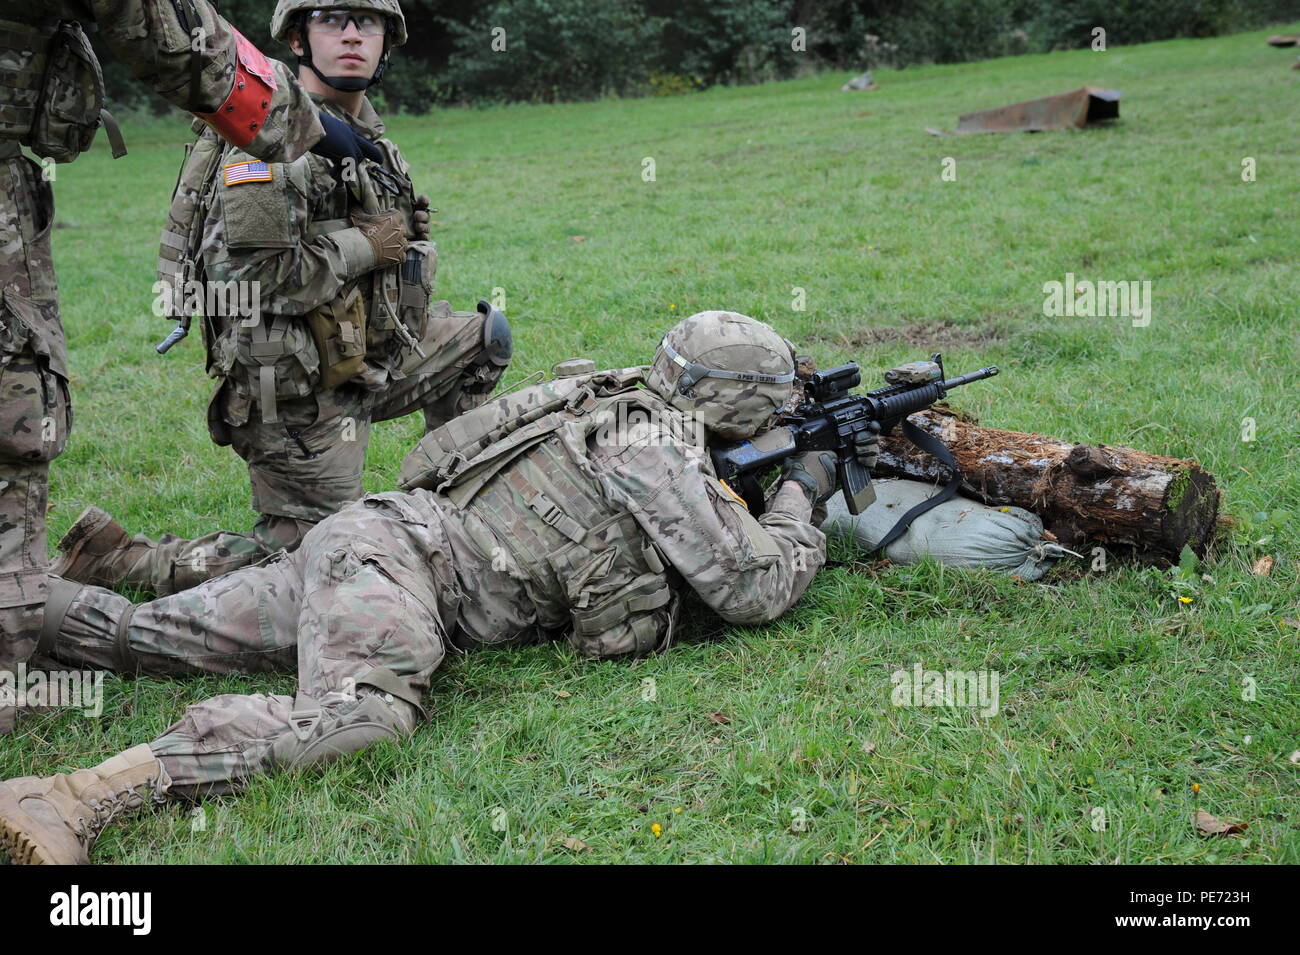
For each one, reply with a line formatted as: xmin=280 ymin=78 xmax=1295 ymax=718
xmin=4 ymin=24 xmax=1298 ymax=863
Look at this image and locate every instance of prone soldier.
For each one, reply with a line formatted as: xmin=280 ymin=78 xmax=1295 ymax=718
xmin=50 ymin=1 xmax=512 ymax=598
xmin=0 ymin=311 xmax=878 ymax=864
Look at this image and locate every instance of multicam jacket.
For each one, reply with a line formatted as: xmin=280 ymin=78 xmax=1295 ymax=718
xmin=168 ymin=93 xmax=434 ymax=425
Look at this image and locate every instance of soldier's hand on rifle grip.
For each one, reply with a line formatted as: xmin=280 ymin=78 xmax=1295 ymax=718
xmin=412 ymin=194 xmax=432 ymax=241
xmin=781 ymin=451 xmax=839 ymax=506
xmin=854 ymin=421 xmax=881 ymax=472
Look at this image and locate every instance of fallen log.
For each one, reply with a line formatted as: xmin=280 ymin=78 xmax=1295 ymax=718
xmin=874 ymin=408 xmax=1221 ymax=560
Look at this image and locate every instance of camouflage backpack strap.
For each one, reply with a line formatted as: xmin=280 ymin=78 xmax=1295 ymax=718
xmin=398 ymin=373 xmax=597 ymax=494
xmin=158 ymin=120 xmax=226 ymax=294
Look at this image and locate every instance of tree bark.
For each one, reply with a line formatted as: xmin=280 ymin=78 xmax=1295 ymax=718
xmin=874 ymin=408 xmax=1221 ymax=560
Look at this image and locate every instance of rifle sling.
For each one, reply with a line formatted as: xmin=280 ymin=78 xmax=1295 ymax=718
xmin=871 ymin=417 xmax=963 ymax=555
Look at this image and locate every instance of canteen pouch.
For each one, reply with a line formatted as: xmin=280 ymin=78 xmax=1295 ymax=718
xmin=307 ymin=283 xmax=368 ymax=390
xmin=568 ymin=570 xmax=678 ymax=660
xmin=559 ymin=519 xmax=679 ymax=661
xmin=28 ymin=21 xmax=121 ymax=163
xmin=213 ymin=315 xmax=320 ymax=424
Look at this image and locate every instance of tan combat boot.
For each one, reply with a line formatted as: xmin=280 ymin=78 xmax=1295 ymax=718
xmin=51 ymin=506 xmax=154 ymax=590
xmin=0 ymin=744 xmax=164 ymax=864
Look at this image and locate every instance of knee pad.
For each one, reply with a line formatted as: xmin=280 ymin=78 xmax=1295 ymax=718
xmin=476 ymin=300 xmax=512 ymax=368
xmin=269 ymin=691 xmax=409 ymax=772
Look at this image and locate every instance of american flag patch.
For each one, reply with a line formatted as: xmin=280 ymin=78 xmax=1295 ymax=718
xmin=224 ymin=160 xmax=272 ymax=186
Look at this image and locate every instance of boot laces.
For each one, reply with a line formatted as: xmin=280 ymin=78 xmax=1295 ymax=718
xmin=74 ymin=781 xmax=160 ymax=846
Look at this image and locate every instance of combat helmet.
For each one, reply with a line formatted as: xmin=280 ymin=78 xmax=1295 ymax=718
xmin=272 ymin=1 xmax=407 ymax=91
xmin=646 ymin=311 xmax=796 ymax=440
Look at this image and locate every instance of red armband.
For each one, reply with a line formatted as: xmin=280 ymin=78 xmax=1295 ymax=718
xmin=197 ymin=29 xmax=279 ymax=148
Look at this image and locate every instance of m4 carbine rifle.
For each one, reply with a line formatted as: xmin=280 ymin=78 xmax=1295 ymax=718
xmin=710 ymin=353 xmax=999 ymax=553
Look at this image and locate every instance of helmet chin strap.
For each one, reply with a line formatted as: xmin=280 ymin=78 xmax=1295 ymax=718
xmin=297 ymin=20 xmax=391 ymax=91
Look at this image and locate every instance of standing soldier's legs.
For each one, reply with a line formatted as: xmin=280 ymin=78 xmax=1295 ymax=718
xmin=0 ymin=494 xmax=455 ymax=863
xmin=370 ymin=301 xmax=512 ymax=430
xmin=53 ymin=387 xmax=370 ymax=597
xmin=0 ymin=144 xmax=72 ymax=734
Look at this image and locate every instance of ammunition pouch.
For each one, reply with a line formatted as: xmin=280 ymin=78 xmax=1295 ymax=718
xmin=215 ymin=314 xmax=320 ymax=425
xmin=400 ymin=241 xmax=436 ymax=320
xmin=568 ymin=555 xmax=679 ymax=660
xmin=22 ymin=21 xmax=124 ymax=163
xmin=307 ymin=283 xmax=367 ymax=390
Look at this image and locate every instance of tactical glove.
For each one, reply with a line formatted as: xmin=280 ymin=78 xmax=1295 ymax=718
xmin=351 ymin=208 xmax=408 ymax=268
xmin=854 ymin=422 xmax=881 ymax=472
xmin=311 ymin=112 xmax=384 ymax=166
xmin=412 ymin=194 xmax=432 ymax=242
xmin=781 ymin=450 xmax=839 ymax=506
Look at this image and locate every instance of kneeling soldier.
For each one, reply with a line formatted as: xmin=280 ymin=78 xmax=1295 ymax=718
xmin=51 ymin=0 xmax=512 ymax=598
xmin=0 ymin=311 xmax=876 ymax=864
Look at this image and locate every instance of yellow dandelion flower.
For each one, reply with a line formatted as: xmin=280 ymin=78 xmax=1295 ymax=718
xmin=1192 ymin=783 xmax=1200 ymax=793
xmin=651 ymin=822 xmax=663 ymax=837
xmin=1179 ymin=596 xmax=1193 ymax=604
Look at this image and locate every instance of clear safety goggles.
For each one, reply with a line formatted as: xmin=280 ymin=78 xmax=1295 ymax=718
xmin=306 ymin=9 xmax=390 ymax=37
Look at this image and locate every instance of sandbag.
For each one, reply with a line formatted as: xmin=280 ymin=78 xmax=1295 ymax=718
xmin=821 ymin=479 xmax=1074 ymax=580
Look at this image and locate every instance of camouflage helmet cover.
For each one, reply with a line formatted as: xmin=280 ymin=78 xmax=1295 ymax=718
xmin=272 ymin=0 xmax=408 ymax=46
xmin=646 ymin=311 xmax=796 ymax=440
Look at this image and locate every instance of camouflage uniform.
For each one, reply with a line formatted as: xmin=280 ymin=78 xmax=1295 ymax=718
xmin=0 ymin=0 xmax=323 ymax=723
xmin=81 ymin=87 xmax=510 ymax=598
xmin=36 ymin=351 xmax=825 ymax=795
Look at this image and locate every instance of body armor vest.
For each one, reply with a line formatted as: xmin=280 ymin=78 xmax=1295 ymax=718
xmin=400 ymin=367 xmax=681 ymax=659
xmin=157 ymin=111 xmax=432 ymax=409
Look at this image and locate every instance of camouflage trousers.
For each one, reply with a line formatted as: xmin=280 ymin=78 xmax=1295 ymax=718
xmin=106 ymin=306 xmax=506 ymax=596
xmin=0 ymin=141 xmax=72 ymax=678
xmin=40 ymin=491 xmax=460 ymax=795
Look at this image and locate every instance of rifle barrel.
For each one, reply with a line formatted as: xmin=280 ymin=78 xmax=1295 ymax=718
xmin=942 ymin=366 xmax=999 ymax=390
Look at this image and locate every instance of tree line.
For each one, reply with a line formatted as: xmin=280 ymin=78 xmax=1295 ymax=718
xmin=96 ymin=0 xmax=1300 ymax=112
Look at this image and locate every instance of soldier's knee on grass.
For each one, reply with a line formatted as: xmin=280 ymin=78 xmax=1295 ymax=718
xmin=457 ymin=300 xmax=513 ymax=404
xmin=270 ymin=680 xmax=421 ymax=773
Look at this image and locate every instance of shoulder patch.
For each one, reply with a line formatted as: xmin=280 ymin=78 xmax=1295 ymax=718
xmin=224 ymin=160 xmax=273 ymax=187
